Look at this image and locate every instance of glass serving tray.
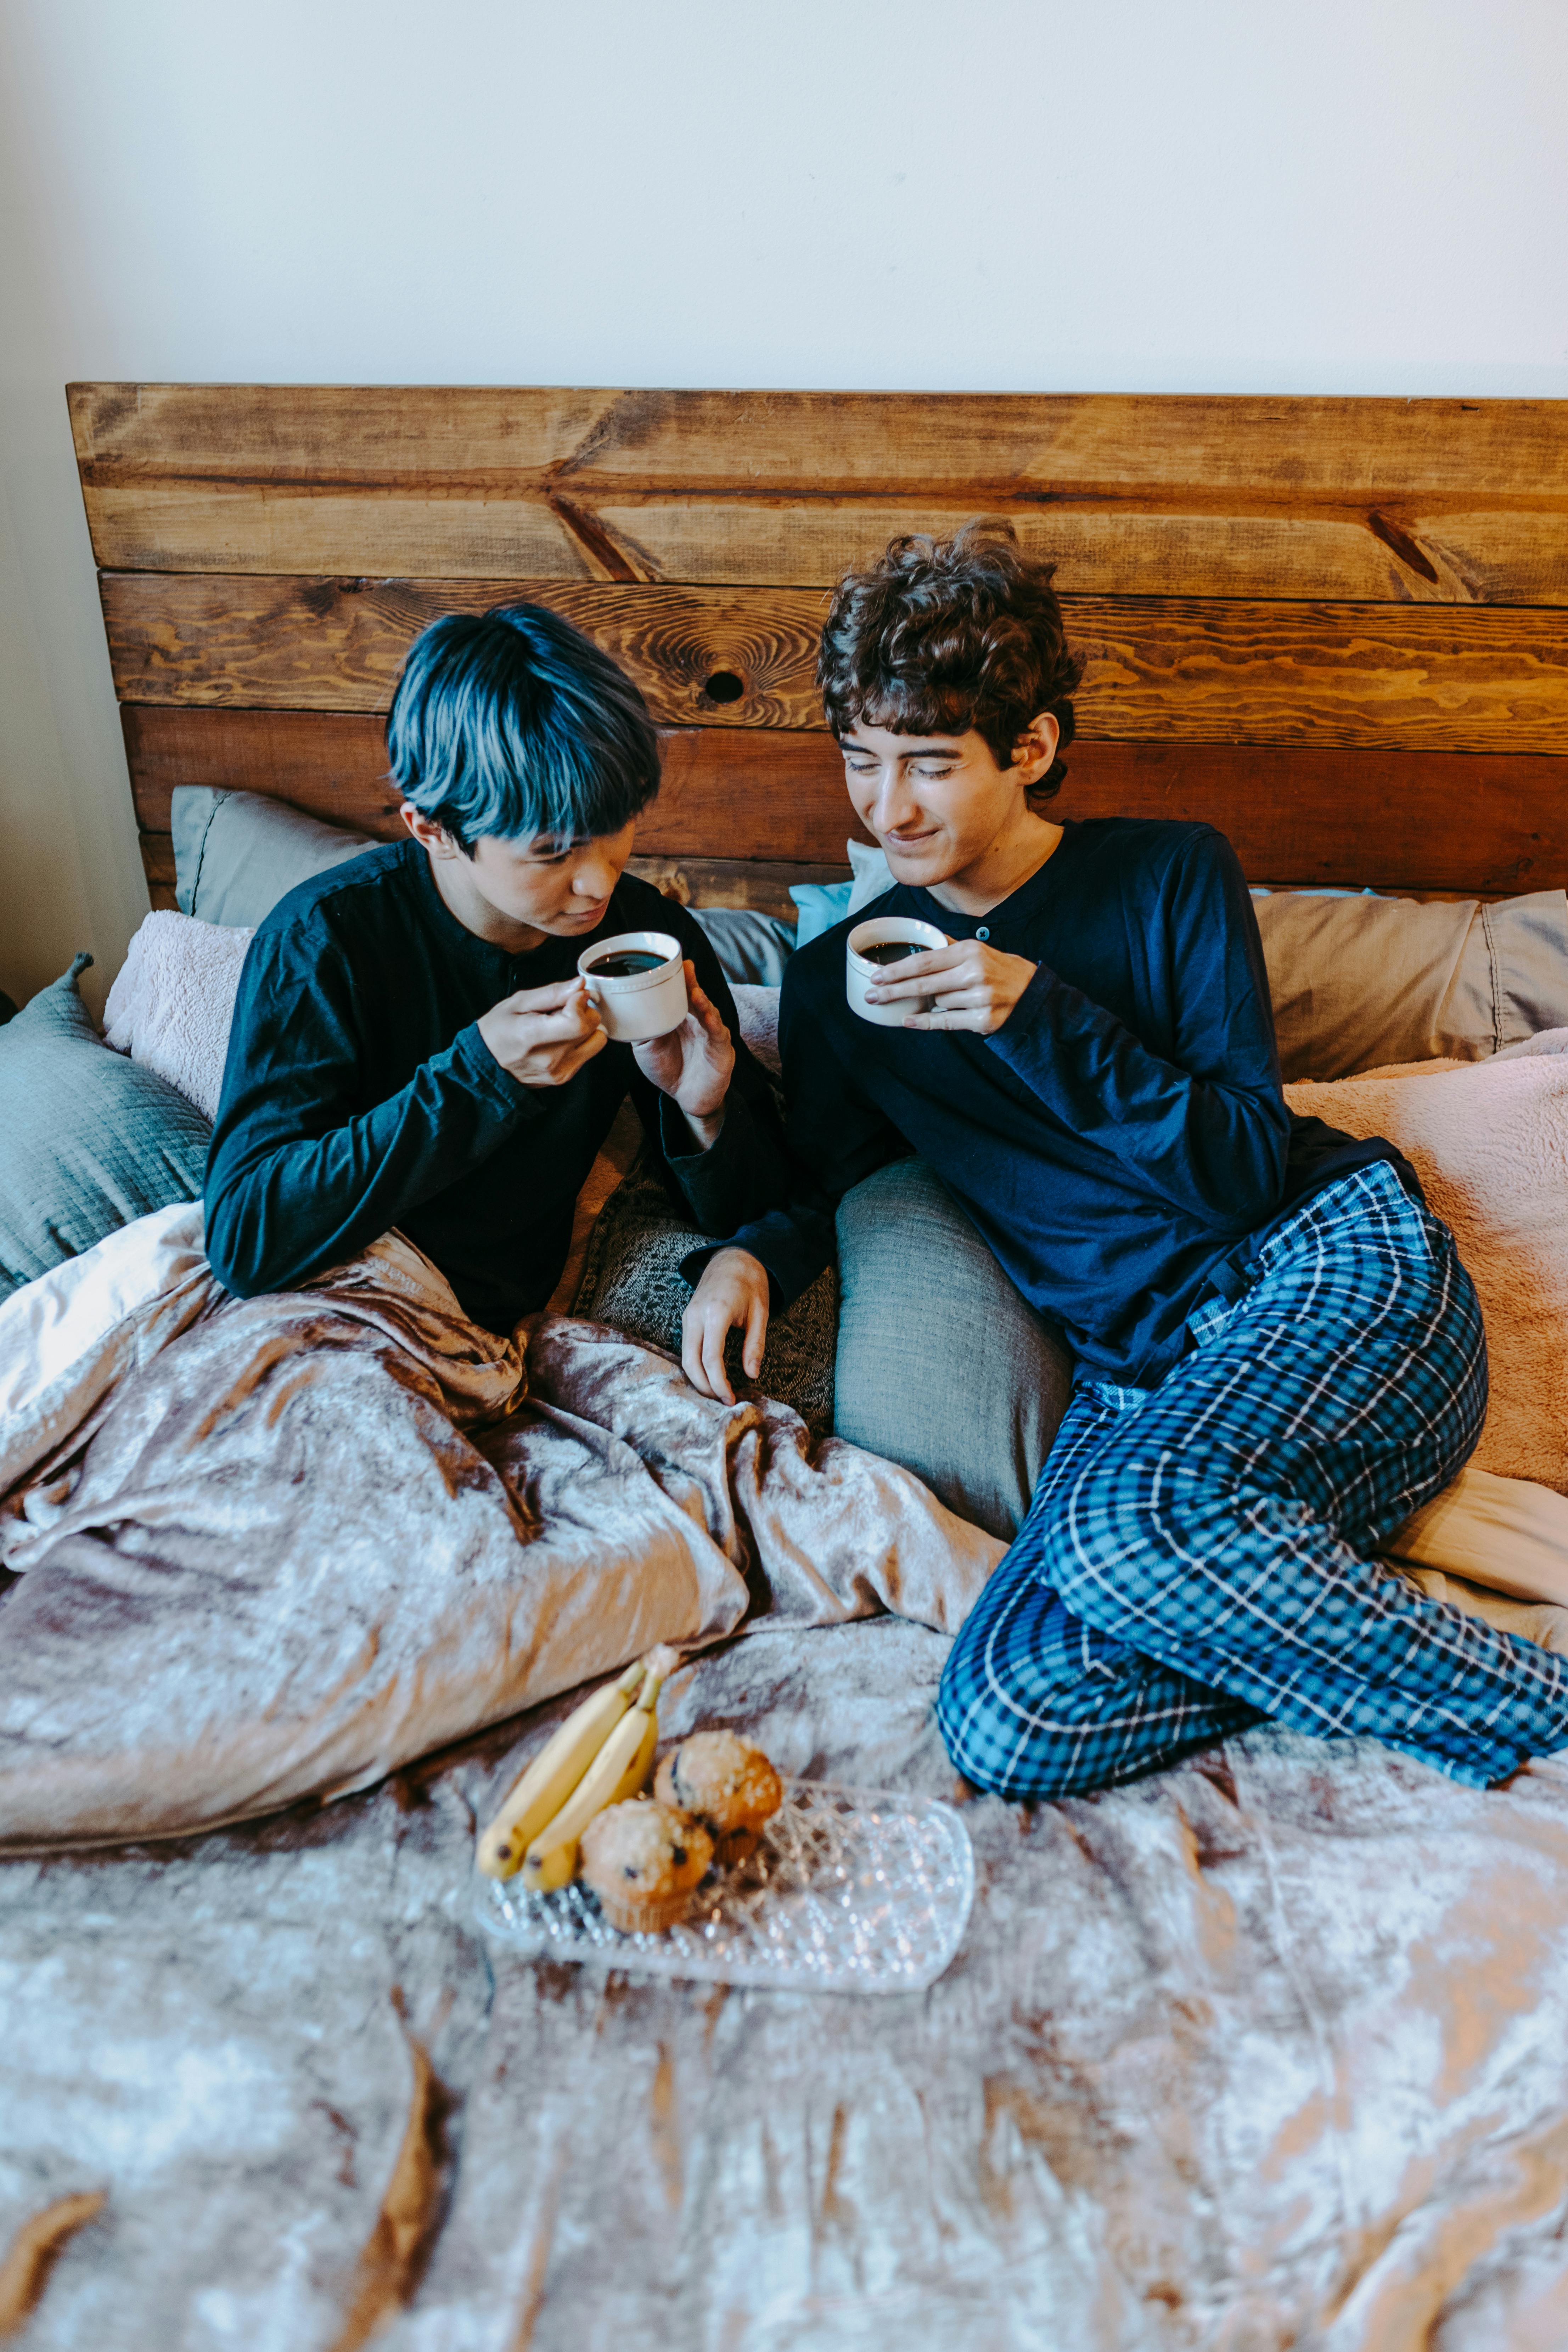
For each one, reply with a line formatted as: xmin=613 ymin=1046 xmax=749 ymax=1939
xmin=474 ymin=1780 xmax=974 ymax=1995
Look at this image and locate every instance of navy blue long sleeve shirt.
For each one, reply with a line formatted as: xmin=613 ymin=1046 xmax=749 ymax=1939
xmin=205 ymin=843 xmax=786 ymax=1333
xmin=706 ymin=819 xmax=1413 ymax=1387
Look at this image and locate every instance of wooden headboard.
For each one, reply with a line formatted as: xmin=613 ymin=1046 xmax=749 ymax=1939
xmin=67 ymin=386 xmax=1568 ymax=913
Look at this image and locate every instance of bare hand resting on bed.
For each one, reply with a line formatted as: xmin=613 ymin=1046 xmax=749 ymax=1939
xmin=682 ymin=1247 xmax=771 ymax=1404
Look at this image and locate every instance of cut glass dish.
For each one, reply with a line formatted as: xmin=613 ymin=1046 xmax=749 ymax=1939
xmin=474 ymin=1780 xmax=974 ymax=1995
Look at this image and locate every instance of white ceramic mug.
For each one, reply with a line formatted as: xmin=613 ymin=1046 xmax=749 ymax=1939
xmin=845 ymin=917 xmax=952 ymax=1026
xmin=578 ymin=930 xmax=689 ymax=1042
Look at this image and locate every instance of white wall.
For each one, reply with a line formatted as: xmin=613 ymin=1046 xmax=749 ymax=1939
xmin=2 ymin=0 xmax=1565 ymax=1009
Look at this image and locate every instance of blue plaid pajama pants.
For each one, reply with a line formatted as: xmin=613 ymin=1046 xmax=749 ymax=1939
xmin=937 ymin=1160 xmax=1568 ymax=1797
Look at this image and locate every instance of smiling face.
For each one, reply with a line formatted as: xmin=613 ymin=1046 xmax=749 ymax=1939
xmin=838 ymin=715 xmax=1062 ymax=906
xmin=402 ymin=805 xmax=637 ymax=951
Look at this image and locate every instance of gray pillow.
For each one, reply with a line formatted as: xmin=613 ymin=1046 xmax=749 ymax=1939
xmin=0 ymin=954 xmax=210 ymax=1298
xmin=173 ymin=787 xmax=378 ymax=928
xmin=573 ymin=1147 xmax=837 ymax=1439
xmin=835 ymin=1156 xmax=1073 ymax=1542
xmin=690 ymin=905 xmax=796 ymax=987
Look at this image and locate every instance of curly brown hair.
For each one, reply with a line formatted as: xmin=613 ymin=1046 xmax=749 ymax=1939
xmin=816 ymin=518 xmax=1085 ymax=800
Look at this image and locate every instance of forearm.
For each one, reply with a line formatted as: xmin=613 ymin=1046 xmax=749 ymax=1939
xmin=204 ymin=1024 xmax=529 ymax=1296
xmin=989 ymin=966 xmax=1289 ymax=1227
xmin=658 ymin=1071 xmax=793 ymax=1238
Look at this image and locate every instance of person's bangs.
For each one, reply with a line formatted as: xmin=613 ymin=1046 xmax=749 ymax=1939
xmin=842 ymin=680 xmax=980 ymax=743
xmin=463 ymin=672 xmax=657 ymax=842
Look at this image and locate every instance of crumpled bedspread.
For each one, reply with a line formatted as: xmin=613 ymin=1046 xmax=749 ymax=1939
xmin=5 ymin=1625 xmax=1568 ymax=2348
xmin=0 ymin=1212 xmax=998 ymax=1849
xmin=7 ymin=1219 xmax=1568 ymax=2345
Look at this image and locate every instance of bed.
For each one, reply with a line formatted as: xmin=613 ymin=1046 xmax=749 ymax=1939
xmin=5 ymin=385 xmax=1568 ymax=2350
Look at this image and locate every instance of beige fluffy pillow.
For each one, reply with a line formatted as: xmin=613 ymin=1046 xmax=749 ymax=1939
xmin=104 ymin=911 xmax=252 ymax=1120
xmin=1286 ymin=1057 xmax=1568 ymax=1490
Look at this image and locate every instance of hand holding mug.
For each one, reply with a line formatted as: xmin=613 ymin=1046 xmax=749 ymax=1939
xmin=478 ymin=978 xmax=608 ymax=1086
xmin=866 ymin=938 xmax=1038 ymax=1035
xmin=631 ymin=962 xmax=736 ymax=1138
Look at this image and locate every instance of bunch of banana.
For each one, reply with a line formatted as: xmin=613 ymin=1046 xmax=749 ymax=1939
xmin=476 ymin=1645 xmax=677 ymax=1884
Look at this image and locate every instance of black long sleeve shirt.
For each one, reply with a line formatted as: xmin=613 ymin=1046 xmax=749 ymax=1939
xmin=204 ymin=843 xmax=786 ymax=1332
xmin=703 ymin=820 xmax=1414 ymax=1388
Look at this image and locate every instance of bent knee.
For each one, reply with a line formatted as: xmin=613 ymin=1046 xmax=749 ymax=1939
xmin=935 ymin=1677 xmax=1111 ymax=1803
xmin=936 ymin=1588 xmax=1134 ymax=1801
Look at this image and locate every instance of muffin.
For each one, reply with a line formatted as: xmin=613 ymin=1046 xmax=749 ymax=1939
xmin=654 ymin=1729 xmax=783 ymax=1867
xmin=579 ymin=1799 xmax=713 ymax=1935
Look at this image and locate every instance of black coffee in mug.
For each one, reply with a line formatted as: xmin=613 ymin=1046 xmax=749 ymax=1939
xmin=861 ymin=940 xmax=922 ymax=966
xmin=590 ymin=950 xmax=668 ymax=978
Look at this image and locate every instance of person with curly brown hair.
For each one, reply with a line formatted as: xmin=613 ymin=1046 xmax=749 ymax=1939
xmin=676 ymin=522 xmax=1568 ymax=1803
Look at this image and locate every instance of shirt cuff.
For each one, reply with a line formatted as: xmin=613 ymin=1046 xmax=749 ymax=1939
xmin=678 ymin=1201 xmax=833 ymax=1312
xmin=659 ymin=1092 xmax=758 ymax=1234
xmin=449 ymin=1021 xmax=552 ymax=1117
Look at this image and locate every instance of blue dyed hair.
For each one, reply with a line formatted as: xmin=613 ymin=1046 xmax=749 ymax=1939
xmin=386 ymin=603 xmax=661 ymax=851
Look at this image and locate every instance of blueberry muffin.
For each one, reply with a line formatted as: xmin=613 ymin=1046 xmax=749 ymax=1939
xmin=579 ymin=1799 xmax=714 ymax=1934
xmin=654 ymin=1729 xmax=783 ymax=1866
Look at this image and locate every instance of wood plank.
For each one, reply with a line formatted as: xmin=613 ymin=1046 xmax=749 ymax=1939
xmin=626 ymin=857 xmax=847 ymax=918
xmin=132 ymin=821 xmax=830 ymax=922
xmin=70 ymin=384 xmax=1568 ymax=495
xmin=103 ymin=575 xmax=830 ymax=728
xmin=576 ymin=503 xmax=1568 ymax=607
xmin=122 ymin=707 xmax=405 ymax=836
xmin=77 ymin=486 xmax=1568 ymax=604
xmin=69 ymin=384 xmax=1568 ymax=601
xmin=137 ymin=831 xmax=176 ymax=910
xmin=120 ymin=710 xmax=869 ymax=859
xmin=120 ymin=706 xmax=1568 ymax=894
xmin=102 ymin=573 xmax=1568 ymax=754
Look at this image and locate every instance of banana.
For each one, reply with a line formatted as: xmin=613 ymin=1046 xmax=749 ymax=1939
xmin=476 ymin=1656 xmax=647 ymax=1880
xmin=520 ymin=1651 xmax=675 ymax=1893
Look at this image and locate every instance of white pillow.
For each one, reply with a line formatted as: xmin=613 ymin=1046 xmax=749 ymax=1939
xmin=1257 ymin=889 xmax=1568 ymax=1081
xmin=104 ymin=912 xmax=253 ymax=1120
xmin=847 ymin=838 xmax=894 ymax=912
xmin=732 ymin=983 xmax=781 ymax=1076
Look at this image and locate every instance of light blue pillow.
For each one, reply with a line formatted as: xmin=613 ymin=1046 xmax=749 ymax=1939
xmin=789 ymin=880 xmax=854 ymax=945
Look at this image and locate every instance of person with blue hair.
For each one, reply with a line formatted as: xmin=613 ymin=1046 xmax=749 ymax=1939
xmin=204 ymin=603 xmax=785 ymax=1339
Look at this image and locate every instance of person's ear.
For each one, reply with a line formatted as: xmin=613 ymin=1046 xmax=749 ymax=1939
xmin=401 ymin=803 xmax=460 ymax=860
xmin=1010 ymin=713 xmax=1061 ymax=789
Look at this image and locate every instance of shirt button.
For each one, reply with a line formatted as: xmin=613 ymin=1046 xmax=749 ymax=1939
xmin=976 ymin=926 xmax=990 ymax=941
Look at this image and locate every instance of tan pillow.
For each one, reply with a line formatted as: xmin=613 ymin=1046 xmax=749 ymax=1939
xmin=1285 ymin=1056 xmax=1568 ymax=1489
xmin=1386 ymin=1465 xmax=1568 ymax=1652
xmin=1258 ymin=889 xmax=1568 ymax=1080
